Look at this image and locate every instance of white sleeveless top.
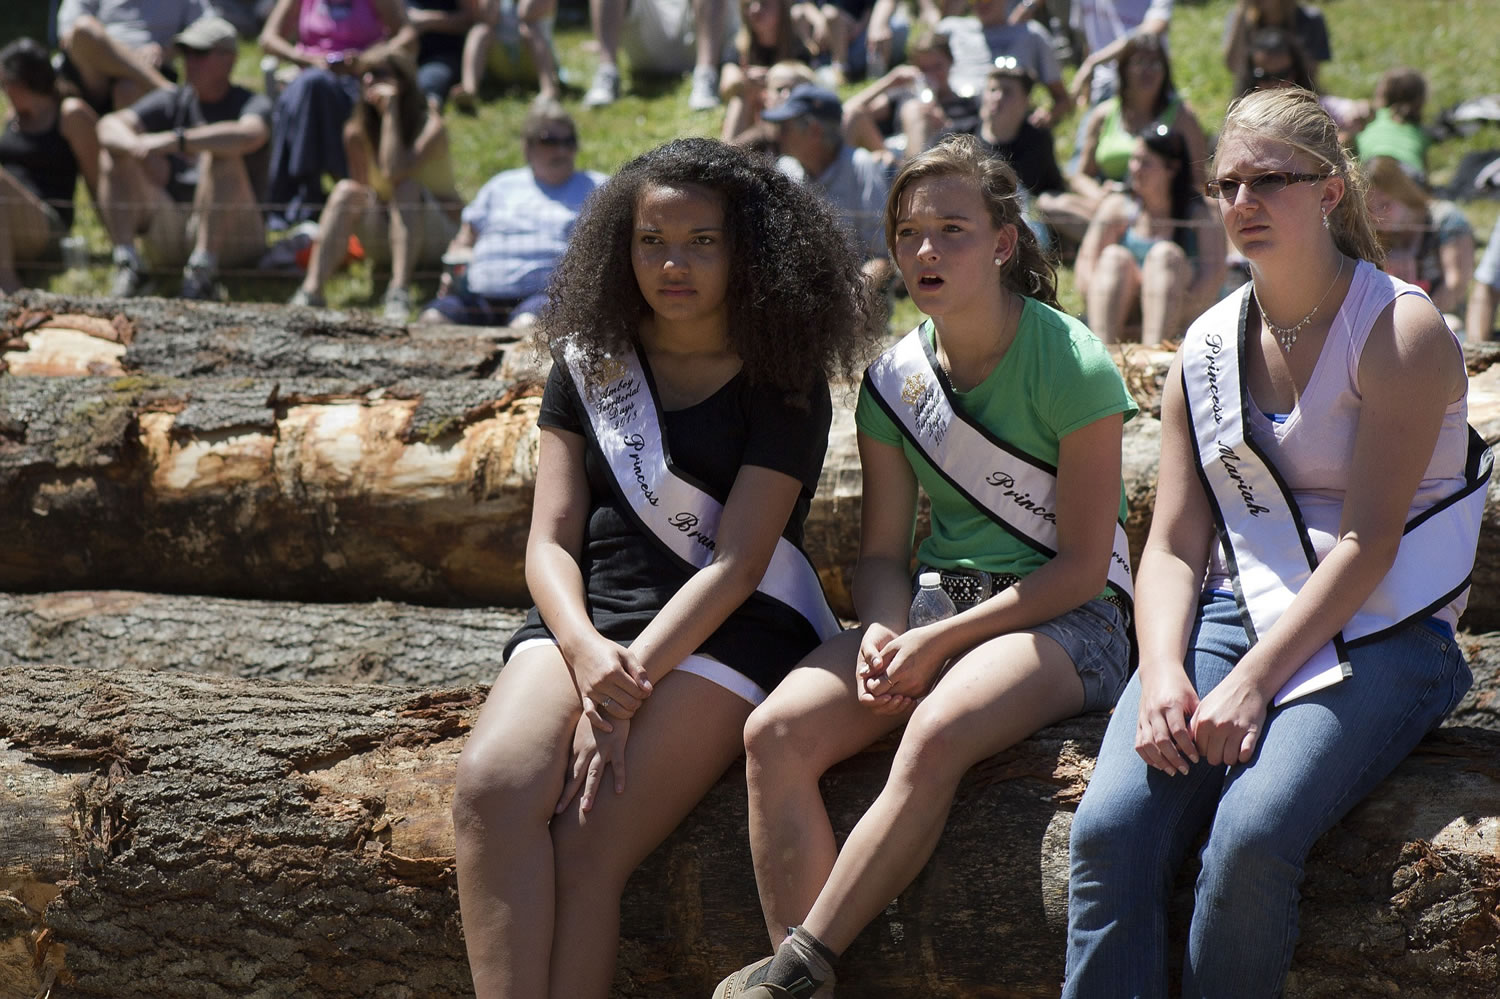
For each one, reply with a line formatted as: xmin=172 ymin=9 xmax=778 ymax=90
xmin=1203 ymin=260 xmax=1471 ymax=630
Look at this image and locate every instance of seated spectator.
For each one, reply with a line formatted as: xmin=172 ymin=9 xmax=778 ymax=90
xmin=1223 ymin=0 xmax=1330 ymax=88
xmin=259 ymin=0 xmax=416 ymax=229
xmin=417 ymin=103 xmax=604 ymax=326
xmin=0 ymin=39 xmax=99 ymax=294
xmin=406 ymin=0 xmax=477 ymax=108
xmin=97 ymin=15 xmax=272 ymax=300
xmin=1037 ymin=31 xmax=1206 ymax=246
xmin=1067 ymin=0 xmax=1172 ymax=109
xmin=1234 ymin=27 xmax=1367 ymax=145
xmin=726 ymin=58 xmax=816 ymax=150
xmin=55 ymin=0 xmax=204 ymax=113
xmin=842 ymin=31 xmax=977 ymax=160
xmin=1365 ymin=155 xmax=1474 ymax=325
xmin=764 ymin=82 xmax=891 ymax=281
xmin=1356 ymin=67 xmax=1430 ymax=184
xmin=813 ymin=0 xmax=904 ymax=84
xmin=289 ymin=51 xmax=462 ymax=321
xmin=974 ymin=60 xmax=1063 ymax=246
xmin=939 ymin=0 xmax=1068 ymax=126
xmin=718 ymin=0 xmax=819 ymax=140
xmin=1074 ymin=126 xmax=1224 ymax=344
xmin=580 ymin=0 xmax=737 ymax=111
xmin=1469 ymin=217 xmax=1500 ymax=341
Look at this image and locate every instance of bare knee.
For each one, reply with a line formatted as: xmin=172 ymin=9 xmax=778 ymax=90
xmin=744 ymin=693 xmax=826 ymax=780
xmin=62 ymin=15 xmax=108 ymax=53
xmin=1141 ymin=241 xmax=1188 ymax=287
xmin=891 ymin=703 xmax=971 ymax=783
xmin=452 ymin=735 xmax=557 ymax=842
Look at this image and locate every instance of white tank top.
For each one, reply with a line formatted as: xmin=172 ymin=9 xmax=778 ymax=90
xmin=1203 ymin=259 xmax=1471 ymax=629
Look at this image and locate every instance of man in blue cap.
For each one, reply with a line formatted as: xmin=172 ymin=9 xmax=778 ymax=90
xmin=764 ymin=82 xmax=890 ymax=283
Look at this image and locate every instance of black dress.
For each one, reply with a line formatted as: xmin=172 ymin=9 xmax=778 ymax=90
xmin=503 ymin=356 xmax=835 ymax=696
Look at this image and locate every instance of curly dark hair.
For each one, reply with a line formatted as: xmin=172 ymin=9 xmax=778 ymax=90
xmin=538 ymin=137 xmax=883 ymax=396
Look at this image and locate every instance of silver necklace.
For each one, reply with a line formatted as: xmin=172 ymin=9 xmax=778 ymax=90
xmin=1253 ymin=255 xmax=1345 ymax=353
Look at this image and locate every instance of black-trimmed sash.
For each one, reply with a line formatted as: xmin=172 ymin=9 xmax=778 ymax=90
xmin=1181 ymin=290 xmax=1490 ymax=704
xmin=562 ymin=345 xmax=840 ymax=641
xmin=863 ymin=326 xmax=1135 ymax=605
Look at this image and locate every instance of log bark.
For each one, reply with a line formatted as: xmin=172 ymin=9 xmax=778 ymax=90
xmin=0 ymin=591 xmax=524 ymax=687
xmin=8 ymin=326 xmax=1500 ymax=623
xmin=0 ymin=665 xmax=1493 ymax=998
xmin=0 ymin=290 xmax=516 ymax=381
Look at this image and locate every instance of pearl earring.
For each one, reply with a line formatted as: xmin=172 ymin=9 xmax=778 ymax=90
xmin=993 ymin=257 xmax=1004 ymax=266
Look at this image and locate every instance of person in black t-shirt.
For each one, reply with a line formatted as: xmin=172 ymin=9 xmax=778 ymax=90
xmin=974 ymin=61 xmax=1064 ymax=247
xmin=451 ymin=137 xmax=881 ymax=999
xmin=0 ymin=38 xmax=100 ymax=293
xmin=95 ymin=15 xmax=273 ymax=300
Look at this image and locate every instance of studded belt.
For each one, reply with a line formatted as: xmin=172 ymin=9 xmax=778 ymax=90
xmin=923 ymin=564 xmax=1130 ymax=620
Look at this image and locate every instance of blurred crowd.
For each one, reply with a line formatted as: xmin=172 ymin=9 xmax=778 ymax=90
xmin=3 ymin=0 xmax=1500 ymax=336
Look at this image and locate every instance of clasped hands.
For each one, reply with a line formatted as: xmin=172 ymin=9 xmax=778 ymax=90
xmin=856 ymin=621 xmax=948 ymax=714
xmin=556 ymin=636 xmax=652 ymax=814
xmin=1134 ymin=667 xmax=1268 ymax=776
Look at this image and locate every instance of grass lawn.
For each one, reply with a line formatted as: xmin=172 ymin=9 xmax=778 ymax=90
xmin=9 ymin=0 xmax=1500 ymax=323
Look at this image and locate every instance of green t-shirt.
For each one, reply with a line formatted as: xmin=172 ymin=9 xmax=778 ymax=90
xmin=1356 ymin=107 xmax=1429 ymax=179
xmin=856 ymin=298 xmax=1138 ymax=578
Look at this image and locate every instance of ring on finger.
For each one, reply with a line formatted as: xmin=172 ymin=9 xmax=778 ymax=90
xmin=599 ymin=696 xmax=613 ymax=711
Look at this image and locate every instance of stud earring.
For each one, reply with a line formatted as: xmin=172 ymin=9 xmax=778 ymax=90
xmin=993 ymin=257 xmax=1004 ymax=266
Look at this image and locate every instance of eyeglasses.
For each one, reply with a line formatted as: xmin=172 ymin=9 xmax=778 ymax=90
xmin=532 ymin=133 xmax=578 ymax=148
xmin=1204 ymin=171 xmax=1329 ymax=200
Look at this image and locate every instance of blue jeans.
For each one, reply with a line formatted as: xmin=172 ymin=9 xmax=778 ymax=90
xmin=1064 ymin=592 xmax=1471 ymax=999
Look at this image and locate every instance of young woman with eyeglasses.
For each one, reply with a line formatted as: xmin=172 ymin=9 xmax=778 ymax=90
xmin=1074 ymin=125 xmax=1225 ymax=344
xmin=1064 ymin=86 xmax=1483 ymax=998
xmin=450 ymin=137 xmax=878 ymax=999
xmin=288 ymin=51 xmax=462 ymax=320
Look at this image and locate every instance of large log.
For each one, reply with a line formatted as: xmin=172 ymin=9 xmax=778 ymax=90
xmin=0 ymin=591 xmax=524 ymax=686
xmin=0 ymin=290 xmax=516 ymax=381
xmin=0 ymin=665 xmax=1493 ymax=998
xmin=8 ymin=327 xmax=1500 ymax=622
xmin=7 ymin=588 xmax=1497 ymax=735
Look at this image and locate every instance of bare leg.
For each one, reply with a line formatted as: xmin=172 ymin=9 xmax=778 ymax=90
xmin=61 ymin=16 xmax=170 ymax=109
xmin=300 ymin=179 xmax=371 ymax=297
xmin=518 ymin=0 xmax=561 ymax=100
xmin=1138 ymin=241 xmax=1190 ymax=345
xmin=386 ymin=178 xmax=426 ymax=294
xmin=192 ymin=154 xmax=267 ymax=266
xmin=693 ymin=0 xmax=728 ymax=71
xmin=591 ymin=0 xmax=626 ymax=70
xmin=1085 ymin=243 xmax=1142 ymax=344
xmin=546 ymin=671 xmax=756 ymax=998
xmin=801 ymin=630 xmax=1086 ymax=953
xmin=452 ymin=646 xmax=582 ymax=998
xmin=899 ymin=95 xmax=939 ymax=157
xmin=1468 ymin=282 xmax=1499 ymax=342
xmin=97 ymin=146 xmax=169 ymax=248
xmin=0 ymin=168 xmax=57 ymax=293
xmin=743 ymin=630 xmax=909 ymax=946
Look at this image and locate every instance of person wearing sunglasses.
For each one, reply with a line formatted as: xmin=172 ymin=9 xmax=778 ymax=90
xmin=417 ymin=102 xmax=605 ymax=327
xmin=1074 ymin=124 xmax=1225 ymax=344
xmin=1065 ymin=86 xmax=1482 ymax=997
xmin=289 ymin=51 xmax=462 ymax=320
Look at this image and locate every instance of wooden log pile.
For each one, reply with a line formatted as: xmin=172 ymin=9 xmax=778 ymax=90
xmin=0 ymin=292 xmax=1497 ymax=997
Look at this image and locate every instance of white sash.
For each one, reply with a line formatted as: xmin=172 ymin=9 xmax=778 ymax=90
xmin=561 ymin=345 xmax=840 ymax=641
xmin=1181 ymin=289 xmax=1490 ymax=705
xmin=863 ymin=326 xmax=1135 ymax=604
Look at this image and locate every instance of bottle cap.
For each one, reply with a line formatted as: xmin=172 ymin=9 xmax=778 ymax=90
xmin=917 ymin=571 xmax=942 ymax=588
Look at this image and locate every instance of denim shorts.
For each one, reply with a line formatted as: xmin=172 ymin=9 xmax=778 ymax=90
xmin=916 ymin=568 xmax=1132 ymax=713
xmin=1030 ymin=598 xmax=1132 ymax=713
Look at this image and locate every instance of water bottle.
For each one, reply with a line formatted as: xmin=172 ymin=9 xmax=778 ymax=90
xmin=909 ymin=571 xmax=957 ymax=629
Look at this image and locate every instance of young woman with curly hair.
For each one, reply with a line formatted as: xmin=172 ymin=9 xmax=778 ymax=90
xmin=716 ymin=133 xmax=1137 ymax=998
xmin=451 ymin=136 xmax=880 ymax=999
